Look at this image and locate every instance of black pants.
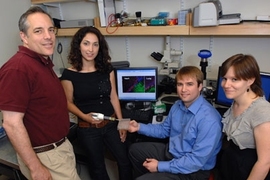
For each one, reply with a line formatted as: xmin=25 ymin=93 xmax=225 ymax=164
xmin=129 ymin=142 xmax=210 ymax=180
xmin=77 ymin=122 xmax=133 ymax=180
xmin=219 ymin=140 xmax=270 ymax=180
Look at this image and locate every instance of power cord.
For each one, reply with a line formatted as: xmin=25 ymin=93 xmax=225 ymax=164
xmin=57 ymin=41 xmax=66 ymax=68
xmin=106 ymin=13 xmax=120 ymax=34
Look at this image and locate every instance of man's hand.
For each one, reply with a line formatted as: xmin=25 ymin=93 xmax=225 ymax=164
xmin=142 ymin=158 xmax=158 ymax=173
xmin=127 ymin=120 xmax=140 ymax=133
xmin=2 ymin=110 xmax=52 ymax=180
xmin=30 ymin=164 xmax=52 ymax=180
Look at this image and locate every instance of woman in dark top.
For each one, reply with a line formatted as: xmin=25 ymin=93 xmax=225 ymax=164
xmin=60 ymin=26 xmax=132 ymax=180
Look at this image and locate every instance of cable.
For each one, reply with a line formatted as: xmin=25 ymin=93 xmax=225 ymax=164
xmin=106 ymin=13 xmax=120 ymax=34
xmin=57 ymin=40 xmax=66 ymax=68
xmin=57 ymin=42 xmax=62 ymax=54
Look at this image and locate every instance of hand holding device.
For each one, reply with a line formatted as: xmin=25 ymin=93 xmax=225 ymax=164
xmin=91 ymin=113 xmax=117 ymax=121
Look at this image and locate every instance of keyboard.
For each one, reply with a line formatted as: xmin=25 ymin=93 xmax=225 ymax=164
xmin=122 ymin=109 xmax=153 ymax=124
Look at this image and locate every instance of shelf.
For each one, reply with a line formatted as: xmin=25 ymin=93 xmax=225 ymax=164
xmin=57 ymin=28 xmax=80 ymax=36
xmin=31 ymin=0 xmax=92 ymax=4
xmin=190 ymin=22 xmax=270 ymax=36
xmin=98 ymin=25 xmax=190 ymax=36
xmin=57 ymin=16 xmax=190 ymax=36
xmin=95 ymin=17 xmax=190 ymax=36
xmin=55 ymin=14 xmax=270 ymax=36
xmin=57 ymin=26 xmax=190 ymax=36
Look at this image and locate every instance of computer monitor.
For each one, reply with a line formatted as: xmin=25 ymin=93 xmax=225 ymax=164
xmin=215 ymin=67 xmax=270 ymax=107
xmin=260 ymin=72 xmax=270 ymax=102
xmin=115 ymin=67 xmax=158 ymax=102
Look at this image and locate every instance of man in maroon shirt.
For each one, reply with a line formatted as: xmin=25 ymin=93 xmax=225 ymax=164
xmin=0 ymin=6 xmax=80 ymax=180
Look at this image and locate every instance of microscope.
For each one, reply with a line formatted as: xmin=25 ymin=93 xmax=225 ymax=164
xmin=198 ymin=49 xmax=214 ymax=99
xmin=151 ymin=36 xmax=183 ymax=79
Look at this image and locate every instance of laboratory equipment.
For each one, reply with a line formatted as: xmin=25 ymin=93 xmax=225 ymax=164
xmin=193 ymin=0 xmax=241 ymax=27
xmin=193 ymin=0 xmax=221 ymax=27
xmin=198 ymin=49 xmax=213 ymax=99
xmin=151 ymin=36 xmax=183 ymax=78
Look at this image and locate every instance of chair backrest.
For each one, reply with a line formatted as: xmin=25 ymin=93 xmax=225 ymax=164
xmin=111 ymin=61 xmax=130 ymax=69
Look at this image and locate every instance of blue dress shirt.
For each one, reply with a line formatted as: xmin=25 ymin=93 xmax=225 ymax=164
xmin=138 ymin=95 xmax=222 ymax=174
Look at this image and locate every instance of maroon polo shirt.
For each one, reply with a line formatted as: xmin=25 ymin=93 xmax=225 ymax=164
xmin=0 ymin=46 xmax=69 ymax=147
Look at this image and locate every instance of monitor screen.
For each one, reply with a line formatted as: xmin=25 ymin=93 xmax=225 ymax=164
xmin=215 ymin=67 xmax=270 ymax=107
xmin=260 ymin=72 xmax=270 ymax=102
xmin=115 ymin=67 xmax=158 ymax=102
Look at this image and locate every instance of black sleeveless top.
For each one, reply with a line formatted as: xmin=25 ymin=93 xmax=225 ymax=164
xmin=60 ymin=69 xmax=114 ymax=117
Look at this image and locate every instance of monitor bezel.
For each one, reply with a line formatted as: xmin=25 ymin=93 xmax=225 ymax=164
xmin=114 ymin=67 xmax=158 ymax=102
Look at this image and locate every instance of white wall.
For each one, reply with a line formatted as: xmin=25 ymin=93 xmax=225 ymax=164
xmin=1 ymin=0 xmax=270 ymax=81
xmin=0 ymin=0 xmax=269 ymax=122
xmin=0 ymin=0 xmax=31 ymax=66
xmin=51 ymin=0 xmax=270 ymax=81
xmin=0 ymin=0 xmax=31 ymax=123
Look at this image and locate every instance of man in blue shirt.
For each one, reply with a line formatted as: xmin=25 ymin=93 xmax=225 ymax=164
xmin=128 ymin=66 xmax=222 ymax=180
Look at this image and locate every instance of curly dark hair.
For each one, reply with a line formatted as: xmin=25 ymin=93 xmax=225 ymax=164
xmin=68 ymin=26 xmax=112 ymax=73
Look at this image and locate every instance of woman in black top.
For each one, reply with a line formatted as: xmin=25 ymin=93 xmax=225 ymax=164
xmin=60 ymin=26 xmax=132 ymax=180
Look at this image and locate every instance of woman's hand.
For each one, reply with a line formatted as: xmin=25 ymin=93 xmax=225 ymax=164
xmin=119 ymin=129 xmax=127 ymax=142
xmin=84 ymin=112 xmax=103 ymax=124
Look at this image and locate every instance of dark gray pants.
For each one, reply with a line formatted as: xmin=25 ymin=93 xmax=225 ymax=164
xmin=129 ymin=142 xmax=210 ymax=180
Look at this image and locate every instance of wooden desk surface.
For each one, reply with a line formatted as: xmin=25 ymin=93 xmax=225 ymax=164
xmin=0 ymin=136 xmax=19 ymax=170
